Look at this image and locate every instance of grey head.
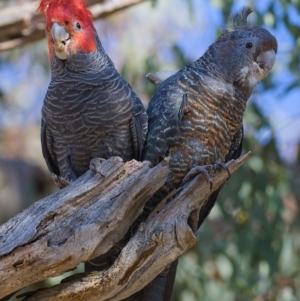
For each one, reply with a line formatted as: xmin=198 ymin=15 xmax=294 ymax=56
xmin=197 ymin=7 xmax=277 ymax=98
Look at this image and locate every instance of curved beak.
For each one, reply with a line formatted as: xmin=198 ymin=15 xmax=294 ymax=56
xmin=51 ymin=23 xmax=69 ymax=44
xmin=51 ymin=23 xmax=70 ymax=60
xmin=256 ymin=49 xmax=276 ymax=75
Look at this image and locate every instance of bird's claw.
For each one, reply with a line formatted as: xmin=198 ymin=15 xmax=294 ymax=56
xmin=213 ymin=162 xmax=231 ymax=177
xmin=51 ymin=173 xmax=70 ymax=189
xmin=182 ymin=166 xmax=213 ymax=188
xmin=182 ymin=161 xmax=231 ymax=189
xmin=90 ymin=158 xmax=107 ymax=177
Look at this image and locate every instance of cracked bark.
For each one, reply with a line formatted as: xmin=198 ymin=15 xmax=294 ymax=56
xmin=0 ymin=152 xmax=250 ymax=301
xmin=0 ymin=157 xmax=169 ymax=299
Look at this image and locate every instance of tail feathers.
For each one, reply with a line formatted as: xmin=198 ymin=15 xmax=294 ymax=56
xmin=198 ymin=187 xmax=222 ymax=228
xmin=163 ymin=260 xmax=178 ymax=301
xmin=121 ymin=260 xmax=178 ymax=301
xmin=143 ymin=270 xmax=169 ymax=301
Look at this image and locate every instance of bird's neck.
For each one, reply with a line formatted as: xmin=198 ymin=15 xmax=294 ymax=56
xmin=50 ymin=32 xmax=115 ymax=76
xmin=193 ymin=45 xmax=234 ymax=84
xmin=192 ymin=45 xmax=253 ymax=102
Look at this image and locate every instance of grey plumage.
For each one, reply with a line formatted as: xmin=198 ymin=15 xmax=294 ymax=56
xmin=41 ymin=33 xmax=147 ymax=186
xmin=129 ymin=7 xmax=277 ymax=301
xmin=38 ymin=0 xmax=148 ymax=293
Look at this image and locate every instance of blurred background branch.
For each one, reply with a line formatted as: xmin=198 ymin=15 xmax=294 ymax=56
xmin=0 ymin=0 xmax=147 ymax=51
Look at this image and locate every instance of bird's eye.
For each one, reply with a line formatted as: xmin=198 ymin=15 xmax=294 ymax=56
xmin=246 ymin=42 xmax=253 ymax=49
xmin=76 ymin=23 xmax=81 ymax=29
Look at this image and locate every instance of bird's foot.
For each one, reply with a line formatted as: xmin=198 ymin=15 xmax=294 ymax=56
xmin=90 ymin=158 xmax=107 ymax=177
xmin=51 ymin=173 xmax=70 ymax=189
xmin=214 ymin=162 xmax=231 ymax=177
xmin=182 ymin=165 xmax=213 ymax=188
xmin=182 ymin=162 xmax=231 ymax=188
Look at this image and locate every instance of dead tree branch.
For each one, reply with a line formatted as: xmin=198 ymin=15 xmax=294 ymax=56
xmin=0 ymin=152 xmax=250 ymax=301
xmin=0 ymin=157 xmax=169 ymax=299
xmin=0 ymin=0 xmax=147 ymax=52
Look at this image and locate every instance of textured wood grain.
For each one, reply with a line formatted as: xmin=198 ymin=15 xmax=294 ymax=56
xmin=0 ymin=157 xmax=169 ymax=299
xmin=0 ymin=0 xmax=147 ymax=52
xmin=19 ymin=152 xmax=250 ymax=301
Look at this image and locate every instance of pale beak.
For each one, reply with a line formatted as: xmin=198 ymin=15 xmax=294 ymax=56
xmin=256 ymin=49 xmax=276 ymax=75
xmin=51 ymin=23 xmax=70 ymax=60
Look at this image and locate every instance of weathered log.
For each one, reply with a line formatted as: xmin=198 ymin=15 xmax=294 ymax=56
xmin=0 ymin=0 xmax=147 ymax=52
xmin=0 ymin=157 xmax=169 ymax=299
xmin=17 ymin=152 xmax=251 ymax=301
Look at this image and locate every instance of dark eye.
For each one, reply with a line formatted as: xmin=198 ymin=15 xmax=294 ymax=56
xmin=76 ymin=22 xmax=81 ymax=29
xmin=246 ymin=42 xmax=253 ymax=49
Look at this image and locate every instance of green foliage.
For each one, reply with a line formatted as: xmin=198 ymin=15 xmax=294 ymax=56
xmin=0 ymin=89 xmax=4 ymax=104
xmin=150 ymin=0 xmax=158 ymax=7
